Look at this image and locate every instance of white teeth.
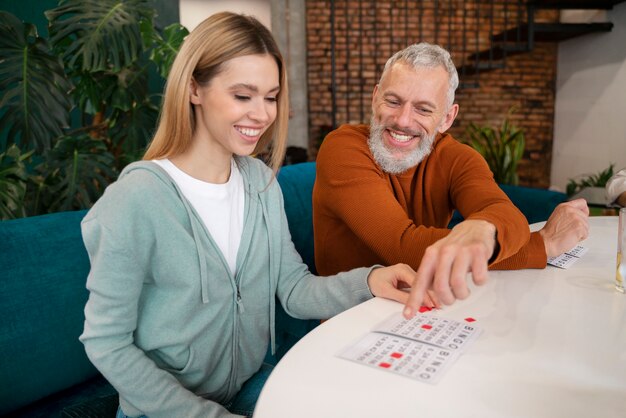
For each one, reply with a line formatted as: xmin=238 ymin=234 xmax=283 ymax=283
xmin=389 ymin=131 xmax=413 ymax=142
xmin=237 ymin=127 xmax=261 ymax=137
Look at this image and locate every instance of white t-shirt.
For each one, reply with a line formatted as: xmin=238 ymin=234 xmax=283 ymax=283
xmin=153 ymin=159 xmax=244 ymax=276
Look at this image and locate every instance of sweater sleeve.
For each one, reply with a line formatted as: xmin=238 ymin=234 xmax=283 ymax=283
xmin=490 ymin=231 xmax=547 ymax=269
xmin=80 ymin=215 xmax=241 ymax=418
xmin=440 ymin=138 xmax=542 ymax=269
xmin=314 ymin=125 xmax=536 ymax=274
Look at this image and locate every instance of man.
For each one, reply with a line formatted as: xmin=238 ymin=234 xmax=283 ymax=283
xmin=312 ymin=43 xmax=589 ymax=318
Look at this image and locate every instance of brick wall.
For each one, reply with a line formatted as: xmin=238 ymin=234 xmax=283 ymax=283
xmin=306 ymin=0 xmax=558 ymax=187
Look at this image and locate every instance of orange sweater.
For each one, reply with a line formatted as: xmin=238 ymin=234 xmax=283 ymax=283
xmin=313 ymin=124 xmax=547 ymax=276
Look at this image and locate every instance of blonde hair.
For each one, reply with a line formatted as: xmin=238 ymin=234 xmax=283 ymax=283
xmin=143 ymin=12 xmax=289 ymax=173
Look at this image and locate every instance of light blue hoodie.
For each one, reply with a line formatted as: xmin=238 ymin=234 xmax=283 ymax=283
xmin=80 ymin=157 xmax=374 ymax=418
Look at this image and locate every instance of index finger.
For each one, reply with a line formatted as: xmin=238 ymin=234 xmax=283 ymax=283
xmin=403 ymin=256 xmax=436 ymax=319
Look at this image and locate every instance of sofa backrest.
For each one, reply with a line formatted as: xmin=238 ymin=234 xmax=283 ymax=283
xmin=270 ymin=162 xmax=321 ymax=359
xmin=0 ymin=209 xmax=97 ymax=415
xmin=498 ymin=184 xmax=567 ymax=224
xmin=277 ymin=161 xmax=317 ymax=274
xmin=448 ymin=184 xmax=568 ymax=227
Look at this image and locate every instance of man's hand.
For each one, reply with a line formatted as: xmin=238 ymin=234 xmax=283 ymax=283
xmin=402 ymin=219 xmax=497 ymax=319
xmin=539 ymin=198 xmax=589 ymax=258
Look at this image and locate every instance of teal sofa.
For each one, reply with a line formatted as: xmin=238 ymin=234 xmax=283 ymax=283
xmin=0 ymin=209 xmax=117 ymax=417
xmin=0 ymin=161 xmax=565 ymax=417
xmin=0 ymin=162 xmax=319 ymax=417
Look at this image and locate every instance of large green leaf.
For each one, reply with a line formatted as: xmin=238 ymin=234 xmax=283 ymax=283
xmin=71 ymin=69 xmax=119 ymax=115
xmin=0 ymin=11 xmax=72 ymax=152
xmin=70 ymin=64 xmax=148 ymax=116
xmin=109 ymin=98 xmax=159 ymax=163
xmin=110 ymin=66 xmax=149 ymax=112
xmin=40 ymin=134 xmax=116 ymax=212
xmin=46 ymin=0 xmax=154 ymax=72
xmin=0 ymin=144 xmax=34 ymax=219
xmin=146 ymin=21 xmax=189 ymax=79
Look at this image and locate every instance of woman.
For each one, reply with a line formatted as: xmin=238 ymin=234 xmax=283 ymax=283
xmin=80 ymin=12 xmax=417 ymax=418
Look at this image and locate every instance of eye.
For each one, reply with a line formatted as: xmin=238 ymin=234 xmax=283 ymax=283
xmin=265 ymin=96 xmax=278 ymax=103
xmin=385 ymin=98 xmax=400 ymax=107
xmin=234 ymin=95 xmax=251 ymax=101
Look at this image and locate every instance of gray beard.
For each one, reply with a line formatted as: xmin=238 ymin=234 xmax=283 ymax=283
xmin=368 ymin=119 xmax=436 ymax=174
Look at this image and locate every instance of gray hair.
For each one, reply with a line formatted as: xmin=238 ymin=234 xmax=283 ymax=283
xmin=381 ymin=42 xmax=459 ymax=109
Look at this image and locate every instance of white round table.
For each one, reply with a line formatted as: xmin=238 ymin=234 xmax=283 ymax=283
xmin=254 ymin=217 xmax=626 ymax=418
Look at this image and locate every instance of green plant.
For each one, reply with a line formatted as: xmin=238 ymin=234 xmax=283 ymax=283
xmin=566 ymin=163 xmax=614 ymax=197
xmin=463 ymin=108 xmax=525 ymax=185
xmin=0 ymin=0 xmax=188 ymax=219
xmin=0 ymin=145 xmax=33 ymax=219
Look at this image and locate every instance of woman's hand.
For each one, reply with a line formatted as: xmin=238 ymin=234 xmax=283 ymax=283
xmin=367 ymin=264 xmax=438 ymax=307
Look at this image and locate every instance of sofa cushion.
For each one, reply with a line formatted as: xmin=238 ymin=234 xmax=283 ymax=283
xmin=60 ymin=392 xmax=118 ymax=418
xmin=4 ymin=375 xmax=116 ymax=418
xmin=0 ymin=210 xmax=100 ymax=415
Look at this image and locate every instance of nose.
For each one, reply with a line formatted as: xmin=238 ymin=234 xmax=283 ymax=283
xmin=394 ymin=103 xmax=413 ymax=129
xmin=249 ymin=98 xmax=273 ymax=124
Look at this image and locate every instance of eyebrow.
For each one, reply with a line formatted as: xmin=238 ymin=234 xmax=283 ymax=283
xmin=229 ymin=83 xmax=280 ymax=94
xmin=383 ymin=91 xmax=437 ymax=110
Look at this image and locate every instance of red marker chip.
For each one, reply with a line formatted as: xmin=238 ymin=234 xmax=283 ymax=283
xmin=418 ymin=306 xmax=432 ymax=313
xmin=379 ymin=362 xmax=392 ymax=368
xmin=464 ymin=317 xmax=476 ymax=322
xmin=391 ymin=352 xmax=403 ymax=359
xmin=421 ymin=324 xmax=432 ymax=330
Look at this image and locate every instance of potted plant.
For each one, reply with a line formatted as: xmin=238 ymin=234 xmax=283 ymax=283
xmin=463 ymin=108 xmax=525 ymax=186
xmin=565 ymin=164 xmax=618 ymax=215
xmin=566 ymin=164 xmax=615 ymax=197
xmin=0 ymin=0 xmax=188 ymax=219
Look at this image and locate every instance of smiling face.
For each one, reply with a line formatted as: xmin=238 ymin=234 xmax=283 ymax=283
xmin=369 ymin=62 xmax=458 ymax=174
xmin=189 ymin=53 xmax=280 ymax=161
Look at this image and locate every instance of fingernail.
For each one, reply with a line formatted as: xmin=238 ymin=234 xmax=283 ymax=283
xmin=403 ymin=307 xmax=413 ymax=318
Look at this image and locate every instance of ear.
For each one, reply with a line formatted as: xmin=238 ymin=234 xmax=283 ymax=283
xmin=189 ymin=78 xmax=201 ymax=105
xmin=371 ymin=84 xmax=379 ymax=111
xmin=438 ymin=103 xmax=459 ymax=133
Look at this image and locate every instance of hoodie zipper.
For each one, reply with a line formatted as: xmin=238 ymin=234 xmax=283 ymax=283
xmin=226 ymin=185 xmax=255 ymax=400
xmin=236 ymin=287 xmax=245 ymax=313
